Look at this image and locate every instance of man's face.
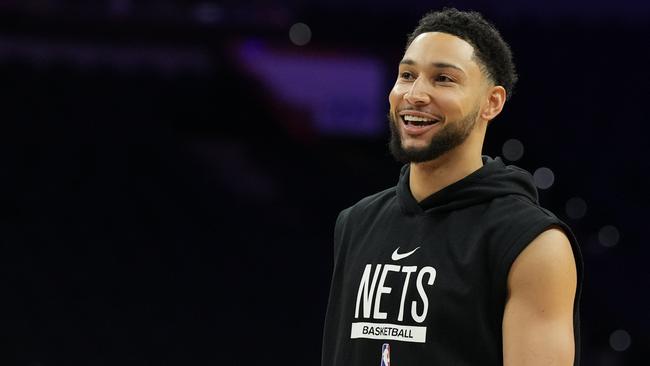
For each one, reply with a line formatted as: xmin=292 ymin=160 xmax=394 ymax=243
xmin=388 ymin=32 xmax=487 ymax=163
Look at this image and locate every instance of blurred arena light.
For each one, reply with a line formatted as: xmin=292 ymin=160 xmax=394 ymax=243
xmin=609 ymin=329 xmax=632 ymax=352
xmin=192 ymin=2 xmax=224 ymax=25
xmin=108 ymin=0 xmax=132 ymax=18
xmin=289 ymin=23 xmax=312 ymax=46
xmin=533 ymin=167 xmax=555 ymax=189
xmin=501 ymin=138 xmax=524 ymax=161
xmin=598 ymin=225 xmax=620 ymax=247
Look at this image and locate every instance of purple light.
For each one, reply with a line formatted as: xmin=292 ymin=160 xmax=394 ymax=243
xmin=237 ymin=40 xmax=386 ymax=136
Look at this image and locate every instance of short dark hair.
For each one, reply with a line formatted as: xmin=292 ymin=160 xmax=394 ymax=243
xmin=407 ymin=8 xmax=517 ymax=100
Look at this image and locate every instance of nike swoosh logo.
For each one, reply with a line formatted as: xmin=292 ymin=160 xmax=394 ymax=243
xmin=391 ymin=246 xmax=421 ymax=261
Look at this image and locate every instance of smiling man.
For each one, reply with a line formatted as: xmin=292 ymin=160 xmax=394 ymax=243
xmin=321 ymin=8 xmax=583 ymax=366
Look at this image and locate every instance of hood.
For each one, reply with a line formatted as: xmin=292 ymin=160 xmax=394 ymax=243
xmin=396 ymin=156 xmax=539 ymax=215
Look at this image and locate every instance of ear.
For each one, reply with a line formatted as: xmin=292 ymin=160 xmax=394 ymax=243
xmin=480 ymin=85 xmax=506 ymax=122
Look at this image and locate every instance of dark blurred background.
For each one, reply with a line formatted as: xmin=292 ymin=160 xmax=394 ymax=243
xmin=1 ymin=1 xmax=649 ymax=365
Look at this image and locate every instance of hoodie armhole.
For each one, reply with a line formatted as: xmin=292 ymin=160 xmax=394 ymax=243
xmin=495 ymin=213 xmax=583 ymax=293
xmin=494 ymin=218 xmax=560 ymax=290
xmin=493 ymin=215 xmax=584 ymax=365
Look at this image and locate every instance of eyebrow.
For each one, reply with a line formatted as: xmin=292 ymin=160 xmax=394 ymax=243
xmin=399 ymin=59 xmax=466 ymax=75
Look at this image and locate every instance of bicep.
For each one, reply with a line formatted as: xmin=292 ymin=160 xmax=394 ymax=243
xmin=502 ymin=227 xmax=577 ymax=366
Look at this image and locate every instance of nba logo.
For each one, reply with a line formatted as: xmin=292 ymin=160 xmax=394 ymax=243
xmin=380 ymin=343 xmax=390 ymax=366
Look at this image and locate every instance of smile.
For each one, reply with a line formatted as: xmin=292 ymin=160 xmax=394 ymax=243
xmin=399 ymin=112 xmax=442 ymax=136
xmin=402 ymin=115 xmax=439 ymax=126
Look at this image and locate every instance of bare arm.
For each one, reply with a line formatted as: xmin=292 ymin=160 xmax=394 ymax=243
xmin=502 ymin=227 xmax=577 ymax=366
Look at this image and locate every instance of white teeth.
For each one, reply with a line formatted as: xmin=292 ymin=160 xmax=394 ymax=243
xmin=402 ymin=115 xmax=436 ymax=122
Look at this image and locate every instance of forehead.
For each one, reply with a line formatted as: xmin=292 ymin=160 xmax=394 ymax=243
xmin=403 ymin=32 xmax=480 ymax=75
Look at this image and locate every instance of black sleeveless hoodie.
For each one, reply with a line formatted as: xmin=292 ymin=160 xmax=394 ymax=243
xmin=322 ymin=156 xmax=583 ymax=366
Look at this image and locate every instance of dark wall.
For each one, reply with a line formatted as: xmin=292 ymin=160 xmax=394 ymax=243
xmin=1 ymin=2 xmax=648 ymax=365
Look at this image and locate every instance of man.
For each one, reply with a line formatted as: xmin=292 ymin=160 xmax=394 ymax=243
xmin=321 ymin=8 xmax=583 ymax=366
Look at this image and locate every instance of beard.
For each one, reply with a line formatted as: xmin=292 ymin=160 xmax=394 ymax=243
xmin=388 ymin=108 xmax=479 ymax=163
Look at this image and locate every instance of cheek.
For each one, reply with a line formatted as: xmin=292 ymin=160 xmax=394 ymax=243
xmin=388 ymin=85 xmax=403 ymax=110
xmin=432 ymin=90 xmax=465 ymax=115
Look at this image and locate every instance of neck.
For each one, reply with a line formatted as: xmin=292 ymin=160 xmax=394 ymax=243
xmin=408 ymin=147 xmax=484 ymax=203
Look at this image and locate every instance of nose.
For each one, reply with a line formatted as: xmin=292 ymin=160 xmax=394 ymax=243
xmin=404 ymin=77 xmax=431 ymax=105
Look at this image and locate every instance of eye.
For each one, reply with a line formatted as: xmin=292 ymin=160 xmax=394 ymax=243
xmin=435 ymin=74 xmax=455 ymax=83
xmin=399 ymin=71 xmax=415 ymax=80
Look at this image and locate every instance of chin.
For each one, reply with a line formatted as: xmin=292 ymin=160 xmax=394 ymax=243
xmin=401 ymin=139 xmax=431 ymax=152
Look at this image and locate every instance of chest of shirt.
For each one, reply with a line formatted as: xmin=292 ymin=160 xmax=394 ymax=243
xmin=337 ymin=211 xmax=499 ymax=333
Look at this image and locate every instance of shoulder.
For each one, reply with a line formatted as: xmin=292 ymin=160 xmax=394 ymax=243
xmin=340 ymin=186 xmax=398 ymax=221
xmin=334 ymin=186 xmax=398 ymax=240
xmin=352 ymin=186 xmax=397 ymax=211
xmin=488 ymin=195 xmax=567 ymax=256
xmin=507 ymin=228 xmax=578 ymax=311
xmin=333 ymin=187 xmax=398 ymax=257
xmin=486 ymin=196 xmax=582 ymax=294
xmin=484 ymin=195 xmax=563 ymax=251
xmin=509 ymin=227 xmax=576 ymax=290
xmin=491 ymin=194 xmax=558 ymax=223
